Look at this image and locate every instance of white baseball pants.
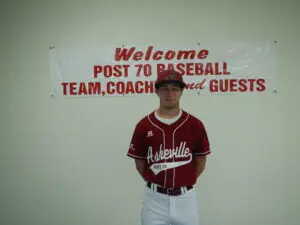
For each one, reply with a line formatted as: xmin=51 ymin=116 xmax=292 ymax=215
xmin=141 ymin=185 xmax=200 ymax=225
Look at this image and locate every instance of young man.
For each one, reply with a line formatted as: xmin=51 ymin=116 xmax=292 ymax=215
xmin=127 ymin=69 xmax=211 ymax=225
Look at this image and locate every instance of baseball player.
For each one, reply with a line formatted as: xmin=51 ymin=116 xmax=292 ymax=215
xmin=127 ymin=69 xmax=211 ymax=225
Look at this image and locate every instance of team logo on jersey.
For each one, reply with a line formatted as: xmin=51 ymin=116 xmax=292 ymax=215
xmin=147 ymin=141 xmax=192 ymax=175
xmin=146 ymin=130 xmax=154 ymax=137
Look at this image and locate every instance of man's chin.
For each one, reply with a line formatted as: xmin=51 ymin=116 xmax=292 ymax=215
xmin=163 ymin=103 xmax=178 ymax=109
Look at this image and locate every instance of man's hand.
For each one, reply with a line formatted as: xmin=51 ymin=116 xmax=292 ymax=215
xmin=193 ymin=156 xmax=207 ymax=178
xmin=135 ymin=159 xmax=146 ymax=181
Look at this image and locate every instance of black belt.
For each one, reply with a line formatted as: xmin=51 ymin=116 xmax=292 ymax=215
xmin=147 ymin=182 xmax=193 ymax=196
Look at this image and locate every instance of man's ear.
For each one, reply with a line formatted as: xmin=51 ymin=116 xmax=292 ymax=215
xmin=180 ymin=89 xmax=184 ymax=96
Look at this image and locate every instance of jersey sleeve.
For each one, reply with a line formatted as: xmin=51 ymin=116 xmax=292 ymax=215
xmin=127 ymin=122 xmax=147 ymax=160
xmin=194 ymin=120 xmax=211 ymax=156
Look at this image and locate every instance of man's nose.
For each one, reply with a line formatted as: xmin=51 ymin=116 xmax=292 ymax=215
xmin=166 ymin=89 xmax=173 ymax=94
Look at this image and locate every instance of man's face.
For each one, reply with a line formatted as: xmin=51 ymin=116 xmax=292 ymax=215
xmin=156 ymin=83 xmax=183 ymax=109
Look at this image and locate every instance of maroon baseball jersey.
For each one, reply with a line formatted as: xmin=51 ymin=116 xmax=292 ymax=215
xmin=127 ymin=110 xmax=210 ymax=188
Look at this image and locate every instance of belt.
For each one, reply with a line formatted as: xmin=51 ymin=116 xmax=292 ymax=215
xmin=147 ymin=182 xmax=193 ymax=196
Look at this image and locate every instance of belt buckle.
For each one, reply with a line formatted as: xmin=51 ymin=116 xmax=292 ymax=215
xmin=166 ymin=188 xmax=180 ymax=196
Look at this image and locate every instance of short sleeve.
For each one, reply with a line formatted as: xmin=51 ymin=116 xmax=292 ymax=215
xmin=194 ymin=121 xmax=211 ymax=156
xmin=127 ymin=122 xmax=147 ymax=160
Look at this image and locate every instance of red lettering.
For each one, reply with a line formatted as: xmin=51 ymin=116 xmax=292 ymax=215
xmin=115 ymin=47 xmax=135 ymax=61
xmin=197 ymin=50 xmax=209 ymax=59
xmin=78 ymin=82 xmax=87 ymax=95
xmin=125 ymin=82 xmax=135 ymax=94
xmin=229 ymin=79 xmax=238 ymax=92
xmin=106 ymin=81 xmax=155 ymax=95
xmin=61 ymin=82 xmax=68 ymax=95
xmin=156 ymin=62 xmax=231 ymax=76
xmin=176 ymin=63 xmax=185 ymax=75
xmin=248 ymin=79 xmax=256 ymax=92
xmin=103 ymin=65 xmax=112 ymax=78
xmin=70 ymin=82 xmax=77 ymax=95
xmin=219 ymin=80 xmax=228 ymax=92
xmin=116 ymin=82 xmax=125 ymax=94
xmin=186 ymin=63 xmax=194 ymax=76
xmin=215 ymin=63 xmax=222 ymax=75
xmin=195 ymin=63 xmax=204 ymax=75
xmin=256 ymin=79 xmax=266 ymax=92
xmin=186 ymin=83 xmax=195 ymax=90
xmin=153 ymin=51 xmax=163 ymax=60
xmin=113 ymin=65 xmax=122 ymax=77
xmin=94 ymin=66 xmax=102 ymax=78
xmin=177 ymin=50 xmax=196 ymax=60
xmin=123 ymin=65 xmax=130 ymax=77
xmin=144 ymin=81 xmax=154 ymax=93
xmin=107 ymin=82 xmax=115 ymax=94
xmin=145 ymin=46 xmax=153 ymax=60
xmin=115 ymin=46 xmax=209 ymax=61
xmin=204 ymin=63 xmax=214 ymax=75
xmin=209 ymin=80 xmax=218 ymax=92
xmin=195 ymin=79 xmax=206 ymax=89
xmin=135 ymin=64 xmax=143 ymax=77
xmin=223 ymin=62 xmax=230 ymax=75
xmin=133 ymin=51 xmax=143 ymax=60
xmin=238 ymin=79 xmax=247 ymax=92
xmin=143 ymin=64 xmax=152 ymax=76
xmin=135 ymin=81 xmax=144 ymax=94
xmin=165 ymin=50 xmax=176 ymax=60
xmin=94 ymin=65 xmax=130 ymax=78
xmin=88 ymin=82 xmax=101 ymax=95
xmin=209 ymin=79 xmax=266 ymax=93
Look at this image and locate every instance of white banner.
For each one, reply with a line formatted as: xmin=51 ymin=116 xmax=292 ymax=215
xmin=49 ymin=42 xmax=277 ymax=97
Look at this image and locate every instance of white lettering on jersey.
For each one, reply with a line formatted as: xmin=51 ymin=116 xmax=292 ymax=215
xmin=146 ymin=131 xmax=154 ymax=137
xmin=147 ymin=141 xmax=192 ymax=175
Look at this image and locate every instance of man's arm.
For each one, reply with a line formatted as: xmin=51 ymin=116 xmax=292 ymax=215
xmin=194 ymin=155 xmax=207 ymax=178
xmin=135 ymin=159 xmax=146 ymax=181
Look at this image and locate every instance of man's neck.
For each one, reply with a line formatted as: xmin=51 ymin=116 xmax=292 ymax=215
xmin=157 ymin=107 xmax=180 ymax=119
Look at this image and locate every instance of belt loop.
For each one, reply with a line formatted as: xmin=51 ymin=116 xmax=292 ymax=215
xmin=151 ymin=183 xmax=157 ymax=192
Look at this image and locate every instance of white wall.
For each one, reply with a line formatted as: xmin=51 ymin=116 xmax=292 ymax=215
xmin=1 ymin=0 xmax=299 ymax=225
